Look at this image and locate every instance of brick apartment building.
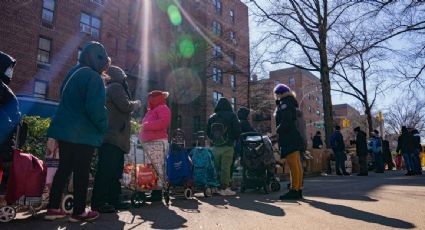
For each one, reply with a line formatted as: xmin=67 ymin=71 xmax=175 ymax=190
xmin=333 ymin=103 xmax=364 ymax=143
xmin=250 ymin=67 xmax=324 ymax=149
xmin=0 ymin=0 xmax=250 ymax=145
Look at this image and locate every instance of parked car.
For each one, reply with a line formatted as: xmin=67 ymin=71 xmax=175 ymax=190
xmin=17 ymin=95 xmax=58 ymax=118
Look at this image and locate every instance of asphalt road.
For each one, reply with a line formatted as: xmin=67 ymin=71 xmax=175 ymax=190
xmin=2 ymin=170 xmax=425 ymax=230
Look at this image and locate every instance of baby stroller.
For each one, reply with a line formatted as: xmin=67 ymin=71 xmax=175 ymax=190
xmin=240 ymin=132 xmax=281 ymax=194
xmin=166 ymin=129 xmax=194 ymax=200
xmin=123 ymin=139 xmax=170 ymax=207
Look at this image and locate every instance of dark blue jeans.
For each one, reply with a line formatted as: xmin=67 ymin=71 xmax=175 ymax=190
xmin=402 ymin=153 xmax=413 ymax=171
xmin=335 ymin=151 xmax=347 ymax=174
xmin=412 ymin=153 xmax=422 ymax=173
xmin=374 ymin=152 xmax=384 ymax=172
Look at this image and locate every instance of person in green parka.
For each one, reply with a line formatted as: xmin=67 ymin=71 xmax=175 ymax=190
xmin=45 ymin=41 xmax=110 ymax=222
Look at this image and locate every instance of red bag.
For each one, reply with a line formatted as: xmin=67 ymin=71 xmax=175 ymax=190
xmin=137 ymin=164 xmax=158 ymax=190
xmin=395 ymin=154 xmax=403 ymax=170
xmin=5 ymin=149 xmax=46 ymax=204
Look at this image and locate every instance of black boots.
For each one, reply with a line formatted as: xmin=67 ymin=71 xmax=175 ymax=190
xmin=279 ymin=189 xmax=303 ymax=200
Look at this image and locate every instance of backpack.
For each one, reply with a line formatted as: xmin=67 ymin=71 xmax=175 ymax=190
xmin=210 ymin=114 xmax=229 ymax=146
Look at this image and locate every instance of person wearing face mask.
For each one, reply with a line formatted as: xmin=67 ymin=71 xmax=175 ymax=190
xmin=0 ymin=51 xmax=20 ymax=193
xmin=45 ymin=41 xmax=110 ymax=222
xmin=91 ymin=66 xmax=141 ymax=213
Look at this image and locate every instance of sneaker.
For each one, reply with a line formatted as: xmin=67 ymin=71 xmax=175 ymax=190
xmin=69 ymin=211 xmax=99 ymax=223
xmin=219 ymin=188 xmax=236 ymax=196
xmin=45 ymin=209 xmax=67 ymax=221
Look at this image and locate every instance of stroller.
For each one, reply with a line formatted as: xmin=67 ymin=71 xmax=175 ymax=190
xmin=240 ymin=132 xmax=281 ymax=194
xmin=123 ymin=139 xmax=170 ymax=207
xmin=166 ymin=129 xmax=194 ymax=200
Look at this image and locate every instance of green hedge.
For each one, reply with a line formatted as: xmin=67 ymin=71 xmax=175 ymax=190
xmin=21 ymin=116 xmax=50 ymax=160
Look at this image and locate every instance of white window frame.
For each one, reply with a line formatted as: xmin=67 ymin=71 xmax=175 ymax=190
xmin=37 ymin=37 xmax=52 ymax=64
xmin=80 ymin=13 xmax=101 ymax=38
xmin=213 ymin=67 xmax=223 ymax=84
xmin=229 ymin=9 xmax=235 ymax=23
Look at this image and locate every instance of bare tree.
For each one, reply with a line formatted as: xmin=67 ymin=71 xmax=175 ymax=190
xmin=331 ymin=44 xmax=392 ymax=134
xmin=384 ymin=96 xmax=425 ymax=135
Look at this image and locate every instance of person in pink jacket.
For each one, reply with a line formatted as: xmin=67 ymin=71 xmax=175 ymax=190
xmin=139 ymin=90 xmax=171 ymax=201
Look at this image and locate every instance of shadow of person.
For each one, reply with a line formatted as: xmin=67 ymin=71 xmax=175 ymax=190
xmin=303 ymin=199 xmax=415 ymax=229
xmin=200 ymin=193 xmax=285 ymax=217
xmin=128 ymin=202 xmax=188 ymax=230
xmin=169 ymin=197 xmax=202 ymax=213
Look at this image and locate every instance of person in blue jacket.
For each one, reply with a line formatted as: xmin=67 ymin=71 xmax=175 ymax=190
xmin=45 ymin=41 xmax=110 ymax=223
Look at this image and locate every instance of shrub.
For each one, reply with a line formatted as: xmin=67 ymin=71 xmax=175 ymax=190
xmin=21 ymin=116 xmax=50 ymax=160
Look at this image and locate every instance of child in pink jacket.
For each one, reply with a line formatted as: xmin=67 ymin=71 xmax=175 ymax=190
xmin=139 ymin=90 xmax=171 ymax=200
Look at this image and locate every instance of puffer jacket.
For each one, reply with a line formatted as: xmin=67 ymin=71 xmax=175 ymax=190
xmin=139 ymin=105 xmax=171 ymax=142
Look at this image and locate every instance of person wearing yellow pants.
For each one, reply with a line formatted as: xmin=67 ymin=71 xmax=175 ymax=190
xmin=274 ymin=84 xmax=305 ymax=200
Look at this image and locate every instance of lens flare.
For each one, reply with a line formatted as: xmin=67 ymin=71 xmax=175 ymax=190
xmin=179 ymin=38 xmax=195 ymax=58
xmin=167 ymin=5 xmax=182 ymax=26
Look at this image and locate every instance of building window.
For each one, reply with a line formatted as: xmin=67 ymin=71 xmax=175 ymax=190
xmin=213 ymin=45 xmax=222 ymax=59
xmin=229 ymin=10 xmax=235 ymax=23
xmin=37 ymin=37 xmax=52 ymax=64
xmin=213 ymin=91 xmax=223 ymax=105
xmin=91 ymin=0 xmax=105 ymax=5
xmin=80 ymin=13 xmax=101 ymax=38
xmin=34 ymin=80 xmax=48 ymax=98
xmin=229 ymin=52 xmax=236 ymax=66
xmin=213 ymin=0 xmax=222 ymax=15
xmin=274 ymin=80 xmax=280 ymax=86
xmin=193 ymin=116 xmax=201 ymax=133
xmin=229 ymin=31 xmax=236 ymax=45
xmin=42 ymin=0 xmax=55 ymax=26
xmin=230 ymin=75 xmax=236 ymax=89
xmin=289 ymin=77 xmax=295 ymax=86
xmin=231 ymin=97 xmax=236 ymax=110
xmin=213 ymin=67 xmax=223 ymax=84
xmin=212 ymin=20 xmax=222 ymax=36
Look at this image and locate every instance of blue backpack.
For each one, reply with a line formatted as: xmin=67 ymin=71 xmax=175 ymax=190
xmin=166 ymin=149 xmax=192 ymax=186
xmin=190 ymin=147 xmax=219 ymax=187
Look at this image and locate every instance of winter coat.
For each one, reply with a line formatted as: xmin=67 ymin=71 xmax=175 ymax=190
xmin=47 ymin=41 xmax=109 ymax=147
xmin=103 ymin=66 xmax=139 ymax=153
xmin=275 ymin=93 xmax=304 ymax=157
xmin=396 ymin=131 xmax=416 ymax=154
xmin=139 ymin=104 xmax=171 ymax=142
xmin=412 ymin=130 xmax=421 ymax=154
xmin=207 ymin=98 xmax=241 ymax=147
xmin=368 ymin=136 xmax=382 ymax=154
xmin=237 ymin=107 xmax=254 ymax=134
xmin=330 ymin=130 xmax=345 ymax=153
xmin=295 ymin=109 xmax=307 ymax=152
xmin=0 ymin=52 xmax=20 ymax=161
xmin=355 ymin=130 xmax=368 ymax=156
xmin=312 ymin=135 xmax=323 ymax=149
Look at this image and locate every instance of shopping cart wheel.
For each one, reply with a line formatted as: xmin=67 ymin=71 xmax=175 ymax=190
xmin=163 ymin=191 xmax=170 ymax=206
xmin=131 ymin=192 xmax=146 ymax=208
xmin=271 ymin=181 xmax=281 ymax=192
xmin=203 ymin=187 xmax=212 ymax=197
xmin=61 ymin=194 xmax=74 ymax=214
xmin=184 ymin=188 xmax=193 ymax=199
xmin=0 ymin=206 xmax=16 ymax=223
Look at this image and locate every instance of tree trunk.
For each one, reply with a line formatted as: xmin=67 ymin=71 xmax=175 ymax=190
xmin=365 ymin=103 xmax=374 ymax=136
xmin=321 ymin=69 xmax=334 ymax=148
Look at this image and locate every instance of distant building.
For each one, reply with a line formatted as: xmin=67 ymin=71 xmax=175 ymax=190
xmin=250 ymin=67 xmax=324 ymax=149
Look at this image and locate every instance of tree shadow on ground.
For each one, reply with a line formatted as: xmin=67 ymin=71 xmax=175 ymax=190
xmin=169 ymin=196 xmax=202 ymax=214
xmin=199 ymin=192 xmax=285 ymax=217
xmin=127 ymin=202 xmax=188 ymax=230
xmin=303 ymin=199 xmax=415 ymax=229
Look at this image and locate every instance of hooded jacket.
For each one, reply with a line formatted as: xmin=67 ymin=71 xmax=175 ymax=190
xmin=0 ymin=51 xmax=20 ymax=160
xmin=103 ymin=66 xmax=139 ymax=153
xmin=275 ymin=93 xmax=304 ymax=157
xmin=396 ymin=127 xmax=415 ymax=154
xmin=237 ymin=107 xmax=254 ymax=134
xmin=47 ymin=41 xmax=109 ymax=147
xmin=207 ymin=98 xmax=241 ymax=146
xmin=355 ymin=130 xmax=368 ymax=156
xmin=139 ymin=92 xmax=171 ymax=142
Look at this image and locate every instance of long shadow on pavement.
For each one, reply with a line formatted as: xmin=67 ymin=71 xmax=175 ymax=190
xmin=127 ymin=202 xmax=188 ymax=229
xmin=303 ymin=199 xmax=416 ymax=229
xmin=199 ymin=192 xmax=285 ymax=217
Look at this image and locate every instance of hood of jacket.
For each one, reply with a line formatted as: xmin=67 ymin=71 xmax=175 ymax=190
xmin=237 ymin=107 xmax=250 ymax=120
xmin=107 ymin=65 xmax=126 ymax=84
xmin=0 ymin=51 xmax=16 ymax=83
xmin=79 ymin=41 xmax=110 ymax=74
xmin=214 ymin=98 xmax=233 ymax=113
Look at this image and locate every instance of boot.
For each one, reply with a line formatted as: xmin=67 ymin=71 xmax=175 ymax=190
xmin=298 ymin=190 xmax=303 ymax=199
xmin=279 ymin=189 xmax=301 ymax=200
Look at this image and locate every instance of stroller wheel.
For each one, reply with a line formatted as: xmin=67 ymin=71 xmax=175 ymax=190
xmin=61 ymin=194 xmax=74 ymax=215
xmin=271 ymin=181 xmax=281 ymax=192
xmin=184 ymin=188 xmax=193 ymax=199
xmin=131 ymin=192 xmax=146 ymax=208
xmin=204 ymin=187 xmax=212 ymax=197
xmin=263 ymin=184 xmax=271 ymax=194
xmin=0 ymin=206 xmax=17 ymax=223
